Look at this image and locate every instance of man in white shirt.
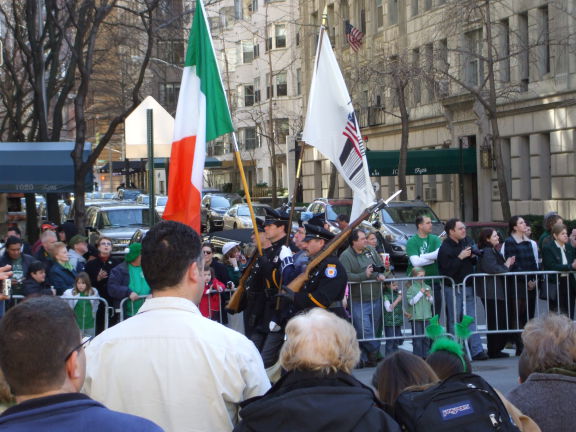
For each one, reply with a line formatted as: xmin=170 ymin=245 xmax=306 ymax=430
xmin=84 ymin=221 xmax=270 ymax=432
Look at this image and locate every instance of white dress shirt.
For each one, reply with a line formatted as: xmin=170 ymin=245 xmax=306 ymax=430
xmin=84 ymin=296 xmax=270 ymax=432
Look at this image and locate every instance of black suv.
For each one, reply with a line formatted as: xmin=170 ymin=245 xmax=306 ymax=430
xmin=366 ymin=201 xmax=444 ymax=265
xmin=201 ymin=193 xmax=244 ymax=232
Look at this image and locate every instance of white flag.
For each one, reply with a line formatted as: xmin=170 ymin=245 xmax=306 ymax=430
xmin=302 ymin=31 xmax=375 ymax=221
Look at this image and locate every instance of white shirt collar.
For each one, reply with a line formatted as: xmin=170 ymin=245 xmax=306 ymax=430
xmin=138 ymin=296 xmax=201 ymax=315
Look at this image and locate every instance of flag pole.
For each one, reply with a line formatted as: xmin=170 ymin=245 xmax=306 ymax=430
xmin=231 ymin=132 xmax=263 ymax=255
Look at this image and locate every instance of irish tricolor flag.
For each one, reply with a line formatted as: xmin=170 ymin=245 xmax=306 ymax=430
xmin=163 ymin=0 xmax=234 ymax=232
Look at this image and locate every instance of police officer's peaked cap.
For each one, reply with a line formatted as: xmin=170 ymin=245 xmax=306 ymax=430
xmin=303 ymin=223 xmax=334 ymax=242
xmin=254 ymin=216 xmax=265 ymax=232
xmin=263 ymin=208 xmax=290 ymax=226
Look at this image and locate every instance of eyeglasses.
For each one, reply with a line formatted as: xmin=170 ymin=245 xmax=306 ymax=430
xmin=99 ymin=242 xmax=112 ymax=246
xmin=203 ymin=250 xmax=212 ymax=255
xmin=64 ymin=335 xmax=93 ymax=361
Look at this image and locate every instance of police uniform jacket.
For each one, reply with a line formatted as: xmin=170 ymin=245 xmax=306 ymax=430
xmin=293 ymin=255 xmax=348 ymax=318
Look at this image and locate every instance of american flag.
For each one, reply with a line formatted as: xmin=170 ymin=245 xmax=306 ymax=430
xmin=339 ymin=112 xmax=367 ymax=189
xmin=345 ymin=21 xmax=364 ymax=52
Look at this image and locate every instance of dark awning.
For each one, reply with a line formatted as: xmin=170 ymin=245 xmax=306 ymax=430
xmin=100 ymin=157 xmax=222 ymax=173
xmin=366 ymin=148 xmax=477 ymax=176
xmin=0 ymin=142 xmax=93 ymax=193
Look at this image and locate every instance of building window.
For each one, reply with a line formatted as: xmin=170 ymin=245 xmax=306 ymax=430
xmin=234 ymin=0 xmax=243 ymax=20
xmin=375 ymin=0 xmax=384 ymax=29
xmin=341 ymin=0 xmax=350 ymax=40
xmin=424 ymin=43 xmax=434 ymax=102
xmin=464 ymin=29 xmax=483 ymax=86
xmin=411 ymin=0 xmax=419 ymax=17
xmin=518 ymin=12 xmax=529 ymax=90
xmin=424 ymin=0 xmax=432 ymax=11
xmin=254 ymin=77 xmax=261 ymax=103
xmin=412 ymin=48 xmax=421 ymax=105
xmin=296 ymin=68 xmax=301 ymax=95
xmin=276 ymin=71 xmax=287 ymax=97
xmin=242 ymin=40 xmax=254 ymax=63
xmin=388 ymin=0 xmax=398 ymax=25
xmin=358 ymin=0 xmax=366 ymax=34
xmin=266 ymin=73 xmax=272 ymax=98
xmin=538 ymin=6 xmax=550 ymax=75
xmin=244 ymin=85 xmax=254 ymax=106
xmin=499 ymin=18 xmax=510 ymax=82
xmin=220 ymin=7 xmax=235 ymax=28
xmin=159 ymin=82 xmax=180 ymax=107
xmin=253 ymin=43 xmax=260 ymax=58
xmin=275 ymin=24 xmax=286 ymax=48
xmin=157 ymin=40 xmax=184 ymax=66
xmin=274 ymin=118 xmax=289 ymax=145
xmin=250 ymin=0 xmax=258 ymax=13
xmin=244 ymin=127 xmax=258 ymax=150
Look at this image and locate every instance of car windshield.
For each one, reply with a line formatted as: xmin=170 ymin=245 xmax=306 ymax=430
xmin=380 ymin=207 xmax=440 ymax=224
xmin=102 ymin=193 xmax=115 ymax=199
xmin=326 ymin=204 xmax=352 ymax=221
xmin=101 ymin=209 xmax=150 ymax=227
xmin=157 ymin=197 xmax=168 ymax=206
xmin=140 ymin=196 xmax=149 ymax=205
xmin=238 ymin=206 xmax=267 ymax=216
xmin=122 ymin=190 xmax=141 ymax=201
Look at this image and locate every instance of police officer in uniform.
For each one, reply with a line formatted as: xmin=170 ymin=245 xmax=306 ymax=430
xmin=280 ymin=223 xmax=348 ymax=318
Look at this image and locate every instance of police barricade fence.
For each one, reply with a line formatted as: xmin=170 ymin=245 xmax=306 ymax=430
xmin=117 ymin=287 xmax=237 ymax=324
xmin=462 ymin=270 xmax=576 ymax=339
xmin=346 ymin=275 xmax=457 ymax=354
xmin=12 ymin=294 xmax=111 ymax=335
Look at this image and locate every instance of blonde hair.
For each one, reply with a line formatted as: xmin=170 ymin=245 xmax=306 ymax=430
xmin=49 ymin=241 xmax=67 ymax=258
xmin=522 ymin=313 xmax=576 ymax=373
xmin=279 ymin=308 xmax=360 ymax=374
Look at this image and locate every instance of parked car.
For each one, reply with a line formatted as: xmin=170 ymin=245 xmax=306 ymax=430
xmin=222 ymin=203 xmax=272 ymax=230
xmin=114 ymin=188 xmax=143 ymax=202
xmin=84 ymin=203 xmax=159 ymax=255
xmin=466 ymin=221 xmax=508 ymax=248
xmin=367 ymin=201 xmax=444 ymax=265
xmin=201 ymin=193 xmax=244 ymax=232
xmin=136 ymin=194 xmax=168 ymax=217
xmin=306 ymin=198 xmax=353 ymax=233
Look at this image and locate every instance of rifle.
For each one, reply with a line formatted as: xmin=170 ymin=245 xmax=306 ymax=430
xmin=227 ymin=250 xmax=258 ymax=313
xmin=287 ymin=191 xmax=402 ymax=293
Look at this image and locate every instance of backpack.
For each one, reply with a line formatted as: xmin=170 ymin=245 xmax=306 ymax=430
xmin=393 ymin=373 xmax=520 ymax=432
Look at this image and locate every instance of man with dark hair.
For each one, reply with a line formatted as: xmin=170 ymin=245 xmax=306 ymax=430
xmin=0 ymin=236 xmax=38 ymax=316
xmin=2 ymin=226 xmax=32 ymax=255
xmin=0 ymin=297 xmax=162 ymax=431
xmin=84 ymin=221 xmax=269 ymax=432
xmin=406 ymin=215 xmax=442 ymax=318
xmin=336 ymin=214 xmax=350 ymax=231
xmin=438 ymin=218 xmax=487 ymax=361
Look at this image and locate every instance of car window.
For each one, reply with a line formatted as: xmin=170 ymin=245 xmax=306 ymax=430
xmin=238 ymin=206 xmax=268 ymax=216
xmin=101 ymin=209 xmax=151 ymax=227
xmin=211 ymin=196 xmax=231 ymax=208
xmin=157 ymin=197 xmax=168 ymax=206
xmin=327 ymin=204 xmax=352 ymax=221
xmin=139 ymin=196 xmax=149 ymax=205
xmin=381 ymin=206 xmax=440 ymax=224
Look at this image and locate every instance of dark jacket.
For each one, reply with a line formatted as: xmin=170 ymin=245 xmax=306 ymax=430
xmin=438 ymin=237 xmax=477 ymax=285
xmin=21 ymin=278 xmax=53 ymax=297
xmin=108 ymin=261 xmax=131 ymax=308
xmin=542 ymin=240 xmax=576 ymax=273
xmin=233 ymin=370 xmax=400 ymax=432
xmin=476 ymin=247 xmax=510 ymax=300
xmin=508 ymin=370 xmax=576 ymax=432
xmin=211 ymin=259 xmax=229 ymax=285
xmin=49 ymin=262 xmax=77 ymax=295
xmin=0 ymin=393 xmax=163 ymax=431
xmin=0 ymin=253 xmax=37 ymax=281
xmin=85 ymin=255 xmax=121 ymax=302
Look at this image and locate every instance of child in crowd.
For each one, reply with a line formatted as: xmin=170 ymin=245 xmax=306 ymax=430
xmin=406 ymin=267 xmax=433 ymax=358
xmin=199 ymin=266 xmax=225 ymax=321
xmin=62 ymin=272 xmax=99 ymax=337
xmin=382 ymin=281 xmax=404 ymax=355
xmin=22 ymin=262 xmax=55 ymax=297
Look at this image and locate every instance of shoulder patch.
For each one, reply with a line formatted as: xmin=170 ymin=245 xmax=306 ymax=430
xmin=325 ymin=264 xmax=337 ymax=278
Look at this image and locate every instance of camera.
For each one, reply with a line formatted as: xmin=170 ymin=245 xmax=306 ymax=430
xmin=370 ymin=264 xmax=387 ymax=273
xmin=1 ymin=279 xmax=12 ymax=297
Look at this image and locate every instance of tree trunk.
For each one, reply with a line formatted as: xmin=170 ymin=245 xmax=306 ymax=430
xmin=396 ymin=81 xmax=409 ymax=201
xmin=24 ymin=194 xmax=39 ymax=244
xmin=46 ymin=194 xmax=60 ymax=224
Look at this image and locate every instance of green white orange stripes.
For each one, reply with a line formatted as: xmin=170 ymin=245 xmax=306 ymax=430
xmin=163 ymin=0 xmax=234 ymax=232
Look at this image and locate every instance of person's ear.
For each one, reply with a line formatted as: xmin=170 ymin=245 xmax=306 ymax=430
xmin=65 ymin=350 xmax=83 ymax=382
xmin=187 ymin=260 xmax=201 ymax=284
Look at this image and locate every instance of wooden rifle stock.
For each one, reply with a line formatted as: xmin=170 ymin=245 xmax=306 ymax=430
xmin=227 ymin=251 xmax=258 ymax=312
xmin=287 ymin=199 xmax=388 ymax=293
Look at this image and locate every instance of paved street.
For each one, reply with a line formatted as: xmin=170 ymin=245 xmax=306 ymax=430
xmin=353 ymin=347 xmax=521 ymax=395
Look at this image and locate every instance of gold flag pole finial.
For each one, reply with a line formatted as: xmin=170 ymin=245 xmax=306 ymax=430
xmin=321 ymin=4 xmax=328 ymax=28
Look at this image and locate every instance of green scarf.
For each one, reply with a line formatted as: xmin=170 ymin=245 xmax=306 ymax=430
xmin=61 ymin=261 xmax=74 ymax=272
xmin=125 ymin=264 xmax=150 ymax=317
xmin=74 ymin=291 xmax=94 ymax=331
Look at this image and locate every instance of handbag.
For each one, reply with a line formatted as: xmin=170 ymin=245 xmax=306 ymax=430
xmin=538 ymin=275 xmax=558 ymax=302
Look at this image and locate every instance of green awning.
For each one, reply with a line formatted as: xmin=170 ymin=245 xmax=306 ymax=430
xmin=367 ymin=148 xmax=477 ymax=176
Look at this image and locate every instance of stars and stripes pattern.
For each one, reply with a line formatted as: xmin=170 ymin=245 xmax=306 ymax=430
xmin=339 ymin=112 xmax=368 ymax=189
xmin=345 ymin=21 xmax=364 ymax=52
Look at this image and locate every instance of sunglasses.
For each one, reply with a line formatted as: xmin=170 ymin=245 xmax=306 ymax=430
xmin=203 ymin=250 xmax=213 ymax=255
xmin=64 ymin=335 xmax=93 ymax=361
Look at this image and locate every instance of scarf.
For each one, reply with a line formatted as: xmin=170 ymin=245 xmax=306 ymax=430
xmin=125 ymin=264 xmax=150 ymax=317
xmin=60 ymin=261 xmax=74 ymax=272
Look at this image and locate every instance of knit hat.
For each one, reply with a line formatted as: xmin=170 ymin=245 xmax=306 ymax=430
xmin=125 ymin=243 xmax=142 ymax=263
xmin=222 ymin=242 xmax=240 ymax=257
xmin=68 ymin=234 xmax=88 ymax=248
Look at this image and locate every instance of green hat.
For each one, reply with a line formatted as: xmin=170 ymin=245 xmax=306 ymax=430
xmin=125 ymin=242 xmax=142 ymax=263
xmin=68 ymin=234 xmax=88 ymax=248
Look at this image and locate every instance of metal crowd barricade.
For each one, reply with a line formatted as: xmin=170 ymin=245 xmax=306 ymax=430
xmin=118 ymin=295 xmax=149 ymax=322
xmin=463 ymin=270 xmax=576 ymax=340
xmin=346 ymin=275 xmax=456 ymax=352
xmin=60 ymin=296 xmax=111 ymax=335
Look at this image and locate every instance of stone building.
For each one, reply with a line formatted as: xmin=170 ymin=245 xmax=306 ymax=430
xmin=300 ymin=0 xmax=576 ymax=221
